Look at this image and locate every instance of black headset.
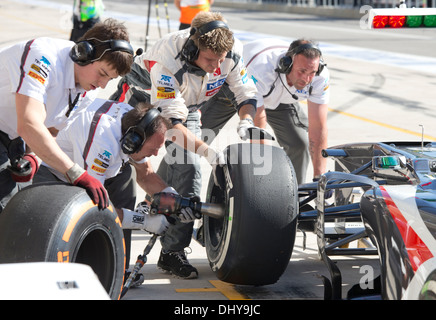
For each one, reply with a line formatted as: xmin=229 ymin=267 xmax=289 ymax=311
xmin=70 ymin=38 xmax=134 ymax=66
xmin=276 ymin=42 xmax=325 ymax=76
xmin=180 ymin=20 xmax=229 ymax=62
xmin=120 ymin=107 xmax=161 ymax=154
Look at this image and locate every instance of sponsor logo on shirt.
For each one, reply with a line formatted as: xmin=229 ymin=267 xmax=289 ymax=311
xmin=251 ymin=75 xmax=258 ymax=84
xmin=94 ymin=158 xmax=109 ymax=168
xmin=30 ymin=63 xmax=48 ymax=78
xmin=97 ymin=150 xmax=112 ymax=162
xmin=91 ymin=164 xmax=106 ymax=175
xmin=241 ymin=70 xmax=248 ymax=84
xmin=206 ymin=78 xmax=225 ymax=96
xmin=157 ymin=74 xmax=174 ymax=88
xmin=40 ymin=56 xmax=51 ymax=67
xmin=156 ymin=74 xmax=175 ymax=99
xmin=28 ymin=70 xmax=46 ymax=85
xmin=33 ymin=58 xmax=51 ymax=77
xmin=156 ymin=86 xmax=176 ymax=99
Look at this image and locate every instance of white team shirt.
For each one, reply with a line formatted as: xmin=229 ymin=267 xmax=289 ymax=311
xmin=243 ymin=38 xmax=330 ymax=110
xmin=47 ymin=98 xmax=132 ymax=185
xmin=0 ymin=37 xmax=95 ymax=139
xmin=138 ymin=29 xmax=258 ymax=122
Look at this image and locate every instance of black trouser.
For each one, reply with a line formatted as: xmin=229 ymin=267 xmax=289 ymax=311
xmin=0 ymin=131 xmax=29 ymax=214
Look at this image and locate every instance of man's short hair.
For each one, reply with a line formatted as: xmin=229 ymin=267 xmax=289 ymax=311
xmin=81 ymin=18 xmax=133 ymax=76
xmin=121 ymin=102 xmax=171 ymax=140
xmin=190 ymin=12 xmax=234 ymax=55
xmin=287 ymin=39 xmax=322 ymax=60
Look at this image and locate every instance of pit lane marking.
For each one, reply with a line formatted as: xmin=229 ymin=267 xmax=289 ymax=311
xmin=298 ymin=99 xmax=436 ymax=141
xmin=175 ymin=280 xmax=250 ymax=300
xmin=328 ymin=107 xmax=436 ymax=141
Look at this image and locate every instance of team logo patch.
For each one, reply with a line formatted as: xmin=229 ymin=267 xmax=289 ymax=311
xmin=156 ymin=91 xmax=176 ymax=99
xmin=28 ymin=71 xmax=46 ymax=85
xmin=206 ymin=78 xmax=225 ymax=96
xmin=97 ymin=150 xmax=112 ymax=162
xmin=94 ymin=158 xmax=109 ymax=168
xmin=30 ymin=63 xmax=48 ymax=78
xmin=156 ymin=86 xmax=175 ymax=99
xmin=91 ymin=164 xmax=106 ymax=174
xmin=40 ymin=56 xmax=51 ymax=66
xmin=157 ymin=74 xmax=174 ymax=88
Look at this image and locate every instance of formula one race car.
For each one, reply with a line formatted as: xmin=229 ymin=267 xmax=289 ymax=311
xmin=299 ymin=141 xmax=436 ymax=300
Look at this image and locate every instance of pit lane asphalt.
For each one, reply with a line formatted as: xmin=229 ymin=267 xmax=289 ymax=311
xmin=2 ymin=0 xmax=435 ymax=301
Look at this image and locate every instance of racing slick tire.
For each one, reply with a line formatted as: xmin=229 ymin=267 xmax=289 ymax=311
xmin=0 ymin=182 xmax=125 ymax=300
xmin=204 ymin=143 xmax=298 ymax=285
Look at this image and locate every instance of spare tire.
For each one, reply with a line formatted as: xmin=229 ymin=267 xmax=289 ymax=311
xmin=0 ymin=182 xmax=125 ymax=300
xmin=204 ymin=143 xmax=298 ymax=285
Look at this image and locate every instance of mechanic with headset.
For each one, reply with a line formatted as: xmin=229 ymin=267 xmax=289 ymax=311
xmin=201 ymin=38 xmax=330 ymax=184
xmin=33 ymin=98 xmax=199 ymax=286
xmin=109 ymin=11 xmax=260 ymax=279
xmin=0 ymin=18 xmax=134 ymax=213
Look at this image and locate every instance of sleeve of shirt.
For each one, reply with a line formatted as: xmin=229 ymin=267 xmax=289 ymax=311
xmin=245 ymin=59 xmax=278 ymax=109
xmin=149 ymin=62 xmax=189 ymax=122
xmin=308 ymin=67 xmax=330 ymax=105
xmin=224 ymin=39 xmax=258 ymax=110
xmin=16 ymin=41 xmax=53 ymax=104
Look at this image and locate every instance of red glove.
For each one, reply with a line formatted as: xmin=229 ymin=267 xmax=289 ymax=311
xmin=66 ymin=164 xmax=109 ymax=210
xmin=10 ymin=154 xmax=39 ymax=183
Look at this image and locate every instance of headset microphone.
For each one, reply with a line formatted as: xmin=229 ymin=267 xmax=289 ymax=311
xmin=134 ymin=48 xmax=144 ymax=58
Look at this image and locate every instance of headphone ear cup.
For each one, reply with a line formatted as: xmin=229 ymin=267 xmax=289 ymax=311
xmin=70 ymin=41 xmax=95 ymax=66
xmin=121 ymin=107 xmax=161 ymax=155
xmin=121 ymin=128 xmax=144 ymax=155
xmin=276 ymin=55 xmax=293 ymax=74
xmin=317 ymin=59 xmax=326 ymax=76
xmin=181 ymin=39 xmax=199 ymax=62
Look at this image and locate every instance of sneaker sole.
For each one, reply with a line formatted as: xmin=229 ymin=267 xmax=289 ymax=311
xmin=157 ymin=264 xmax=198 ymax=279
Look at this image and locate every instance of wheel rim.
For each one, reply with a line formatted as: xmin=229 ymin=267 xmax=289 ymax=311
xmin=72 ymin=224 xmax=118 ymax=295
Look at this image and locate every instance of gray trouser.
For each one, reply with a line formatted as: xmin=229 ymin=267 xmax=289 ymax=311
xmin=157 ymin=111 xmax=202 ymax=251
xmin=200 ymin=84 xmax=310 ymax=184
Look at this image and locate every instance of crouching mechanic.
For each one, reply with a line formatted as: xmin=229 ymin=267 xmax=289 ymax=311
xmin=109 ymin=11 xmax=260 ymax=279
xmin=33 ymin=98 xmax=199 ymax=285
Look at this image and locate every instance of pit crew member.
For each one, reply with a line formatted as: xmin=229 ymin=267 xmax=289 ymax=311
xmin=0 ymin=18 xmax=134 ymax=212
xmin=201 ymin=38 xmax=330 ymax=184
xmin=33 ymin=98 xmax=198 ymax=285
xmin=109 ymin=11 xmax=259 ymax=279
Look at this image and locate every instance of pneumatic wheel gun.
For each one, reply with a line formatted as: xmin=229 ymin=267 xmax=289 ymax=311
xmin=150 ymin=192 xmax=225 ymax=220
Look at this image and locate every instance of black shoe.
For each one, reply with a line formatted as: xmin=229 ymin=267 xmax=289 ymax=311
xmin=124 ymin=271 xmax=145 ymax=288
xmin=157 ymin=249 xmax=198 ymax=279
